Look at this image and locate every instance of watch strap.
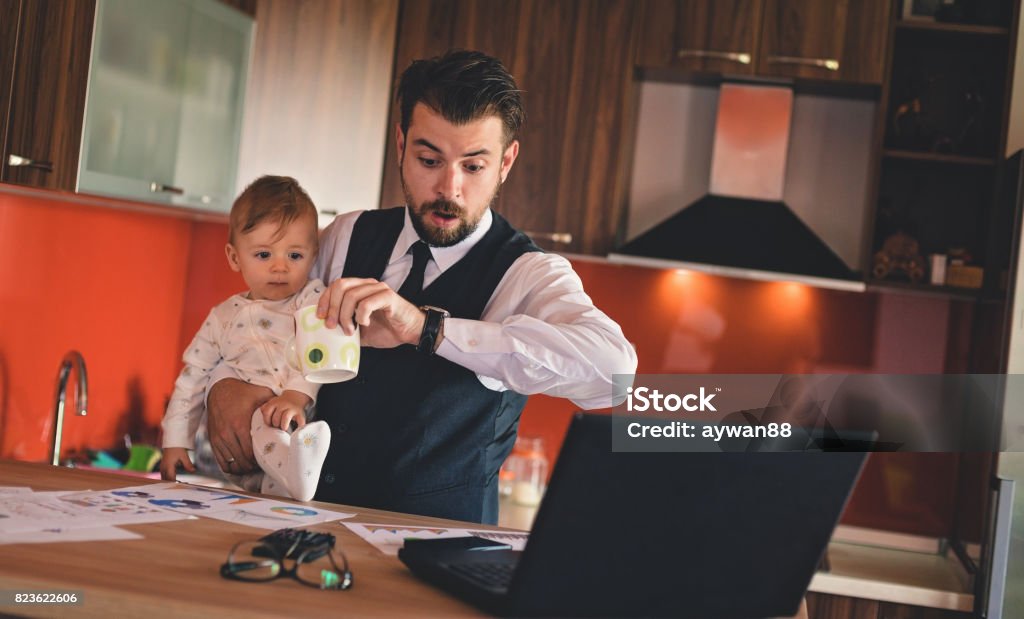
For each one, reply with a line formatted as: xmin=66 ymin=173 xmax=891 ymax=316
xmin=417 ymin=306 xmax=449 ymax=355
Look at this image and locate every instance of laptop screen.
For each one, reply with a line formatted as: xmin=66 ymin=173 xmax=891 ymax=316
xmin=507 ymin=413 xmax=868 ymax=617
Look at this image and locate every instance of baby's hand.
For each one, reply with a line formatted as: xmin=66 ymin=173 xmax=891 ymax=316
xmin=160 ymin=447 xmax=195 ymax=481
xmin=258 ymin=391 xmax=312 ymax=431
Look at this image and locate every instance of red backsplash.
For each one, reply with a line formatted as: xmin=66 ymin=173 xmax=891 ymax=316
xmin=0 ymin=191 xmax=971 ymax=537
xmin=517 ymin=260 xmax=968 ymax=537
xmin=0 ymin=190 xmax=201 ymax=460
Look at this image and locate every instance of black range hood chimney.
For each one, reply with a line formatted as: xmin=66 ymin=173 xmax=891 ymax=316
xmin=610 ymin=84 xmax=864 ymax=292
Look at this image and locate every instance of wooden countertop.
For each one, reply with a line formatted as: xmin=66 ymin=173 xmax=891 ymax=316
xmin=1 ymin=460 xmax=976 ymax=617
xmin=0 ymin=459 xmax=493 ymax=618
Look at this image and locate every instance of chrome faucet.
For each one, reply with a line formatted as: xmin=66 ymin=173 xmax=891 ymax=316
xmin=52 ymin=351 xmax=88 ymax=466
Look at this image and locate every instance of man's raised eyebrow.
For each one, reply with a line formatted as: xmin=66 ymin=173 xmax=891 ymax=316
xmin=413 ymin=138 xmax=490 ymax=158
xmin=413 ymin=138 xmax=442 ymax=153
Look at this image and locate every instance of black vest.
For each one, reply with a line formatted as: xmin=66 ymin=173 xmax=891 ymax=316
xmin=314 ymin=207 xmax=541 ymax=524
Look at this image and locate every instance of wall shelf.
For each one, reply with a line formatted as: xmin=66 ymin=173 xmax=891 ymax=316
xmin=895 ymin=20 xmax=1009 ymax=36
xmin=882 ymin=149 xmax=998 ymax=166
xmin=870 ymin=0 xmax=1017 ymax=317
xmin=866 ymin=277 xmax=985 ymax=301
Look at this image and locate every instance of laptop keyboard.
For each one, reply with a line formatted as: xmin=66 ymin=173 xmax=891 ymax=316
xmin=447 ymin=561 xmax=515 ymax=590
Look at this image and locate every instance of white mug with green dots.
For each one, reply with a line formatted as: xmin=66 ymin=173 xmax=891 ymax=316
xmin=288 ymin=304 xmax=360 ymax=383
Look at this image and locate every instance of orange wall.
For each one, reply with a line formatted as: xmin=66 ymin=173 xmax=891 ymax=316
xmin=516 ymin=261 xmax=965 ymax=537
xmin=0 ymin=191 xmax=969 ymax=537
xmin=0 ymin=190 xmax=247 ymax=463
xmin=0 ymin=191 xmax=195 ymax=460
xmin=517 ymin=260 xmax=881 ymax=461
xmin=177 ymin=221 xmax=245 ymax=356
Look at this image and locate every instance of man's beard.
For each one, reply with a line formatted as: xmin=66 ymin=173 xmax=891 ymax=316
xmin=401 ymin=171 xmax=501 ymax=247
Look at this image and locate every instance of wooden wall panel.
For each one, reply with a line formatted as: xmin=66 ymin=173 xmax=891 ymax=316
xmin=451 ymin=0 xmax=521 ymax=57
xmin=379 ymin=0 xmax=457 ymax=209
xmin=499 ymin=0 xmax=579 ymax=235
xmin=556 ymin=0 xmax=638 ymax=254
xmin=236 ymin=0 xmax=398 ymax=216
xmin=838 ymin=0 xmax=891 ymax=84
xmin=380 ymin=0 xmax=639 ymax=254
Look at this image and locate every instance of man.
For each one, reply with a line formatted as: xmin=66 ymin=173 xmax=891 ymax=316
xmin=207 ymin=50 xmax=637 ymax=524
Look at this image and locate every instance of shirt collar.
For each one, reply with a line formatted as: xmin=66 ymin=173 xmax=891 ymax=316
xmin=389 ymin=207 xmax=493 ymax=273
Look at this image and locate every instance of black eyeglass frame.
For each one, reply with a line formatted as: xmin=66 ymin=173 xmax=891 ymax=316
xmin=220 ymin=537 xmax=354 ymax=590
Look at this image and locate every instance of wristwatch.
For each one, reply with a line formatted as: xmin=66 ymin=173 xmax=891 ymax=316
xmin=417 ymin=305 xmax=450 ymax=355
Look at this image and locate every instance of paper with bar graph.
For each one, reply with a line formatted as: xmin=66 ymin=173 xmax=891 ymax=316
xmin=343 ymin=522 xmax=529 ymax=556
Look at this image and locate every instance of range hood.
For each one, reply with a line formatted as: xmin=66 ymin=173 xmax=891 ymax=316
xmin=609 ymin=84 xmax=864 ymax=293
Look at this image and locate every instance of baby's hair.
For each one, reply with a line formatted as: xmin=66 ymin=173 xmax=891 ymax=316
xmin=229 ymin=175 xmax=318 ymax=244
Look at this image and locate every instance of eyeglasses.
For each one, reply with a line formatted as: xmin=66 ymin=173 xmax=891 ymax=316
xmin=220 ymin=537 xmax=353 ymax=590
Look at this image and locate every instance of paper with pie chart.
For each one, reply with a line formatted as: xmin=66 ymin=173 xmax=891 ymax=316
xmin=109 ymin=482 xmax=356 ymax=530
xmin=0 ymin=489 xmax=192 ymax=534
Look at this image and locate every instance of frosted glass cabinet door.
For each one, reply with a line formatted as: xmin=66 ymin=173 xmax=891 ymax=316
xmin=172 ymin=0 xmax=253 ymax=211
xmin=79 ymin=0 xmax=189 ymax=202
xmin=78 ymin=0 xmax=252 ymax=212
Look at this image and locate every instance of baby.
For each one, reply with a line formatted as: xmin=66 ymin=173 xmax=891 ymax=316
xmin=160 ymin=175 xmax=330 ymax=501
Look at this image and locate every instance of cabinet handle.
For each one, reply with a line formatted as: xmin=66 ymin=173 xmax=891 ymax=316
xmin=7 ymin=154 xmax=54 ymax=172
xmin=523 ymin=231 xmax=573 ymax=244
xmin=766 ymin=55 xmax=840 ymax=71
xmin=676 ymin=49 xmax=752 ymax=65
xmin=149 ymin=182 xmax=184 ymax=195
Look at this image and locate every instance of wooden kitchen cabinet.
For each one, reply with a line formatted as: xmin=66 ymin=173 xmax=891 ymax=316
xmin=807 ymin=592 xmax=881 ymax=619
xmin=758 ymin=0 xmax=891 ymax=84
xmin=635 ymin=0 xmax=762 ymax=75
xmin=636 ymin=0 xmax=892 ymax=85
xmin=875 ymin=602 xmax=968 ymax=619
xmin=0 ymin=0 xmax=252 ymax=213
xmin=0 ymin=1 xmax=20 ymax=178
xmin=380 ymin=0 xmax=639 ymax=256
xmin=806 ymin=592 xmax=969 ymax=619
xmin=0 ymin=0 xmax=95 ymax=191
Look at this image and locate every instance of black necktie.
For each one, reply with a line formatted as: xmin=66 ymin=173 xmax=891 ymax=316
xmin=397 ymin=241 xmax=431 ymax=301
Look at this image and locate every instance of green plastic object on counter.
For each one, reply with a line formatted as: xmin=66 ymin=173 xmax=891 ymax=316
xmin=123 ymin=445 xmax=162 ymax=472
xmin=90 ymin=450 xmax=124 ymax=469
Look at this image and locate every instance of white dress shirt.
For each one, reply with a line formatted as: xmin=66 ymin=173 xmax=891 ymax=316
xmin=312 ymin=207 xmax=637 ymax=409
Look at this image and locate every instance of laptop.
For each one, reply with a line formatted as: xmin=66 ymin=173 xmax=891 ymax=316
xmin=399 ymin=413 xmax=869 ymax=617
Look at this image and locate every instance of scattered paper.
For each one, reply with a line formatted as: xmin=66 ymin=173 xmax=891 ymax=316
xmin=0 ymin=487 xmax=32 ymax=495
xmin=0 ymin=525 xmax=142 ymax=545
xmin=0 ymin=491 xmax=192 ymax=534
xmin=108 ymin=482 xmax=357 ymax=530
xmin=344 ymin=522 xmax=529 ymax=556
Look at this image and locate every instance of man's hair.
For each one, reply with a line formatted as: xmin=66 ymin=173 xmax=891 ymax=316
xmin=396 ymin=49 xmax=524 ymax=147
xmin=229 ymin=175 xmax=317 ymax=244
